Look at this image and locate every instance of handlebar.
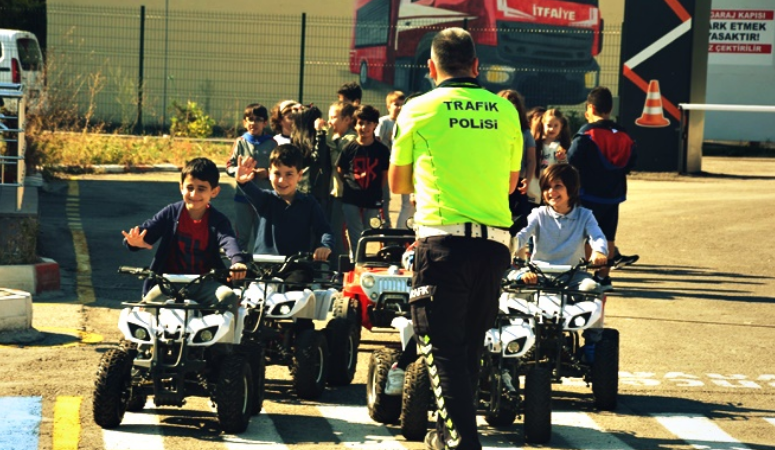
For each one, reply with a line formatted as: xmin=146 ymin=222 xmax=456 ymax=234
xmin=117 ymin=266 xmax=241 ymax=302
xmin=505 ymin=258 xmax=606 ymax=289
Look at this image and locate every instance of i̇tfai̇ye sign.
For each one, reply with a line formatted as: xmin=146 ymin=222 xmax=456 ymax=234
xmin=709 ymin=9 xmax=774 ymax=65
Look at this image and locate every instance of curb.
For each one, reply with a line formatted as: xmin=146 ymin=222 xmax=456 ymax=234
xmin=0 ymin=257 xmax=60 ymax=294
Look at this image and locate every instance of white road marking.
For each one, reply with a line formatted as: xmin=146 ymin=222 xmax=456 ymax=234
xmin=221 ymin=413 xmax=289 ymax=449
xmin=102 ymin=400 xmax=165 ymax=450
xmin=654 ymin=414 xmax=750 ymax=450
xmin=552 ymin=411 xmax=636 ymax=449
xmin=0 ymin=397 xmax=42 ymax=450
xmin=316 ymin=405 xmax=408 ymax=449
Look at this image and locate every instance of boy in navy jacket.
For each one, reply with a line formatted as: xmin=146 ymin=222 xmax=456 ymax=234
xmin=122 ymin=157 xmax=249 ymax=308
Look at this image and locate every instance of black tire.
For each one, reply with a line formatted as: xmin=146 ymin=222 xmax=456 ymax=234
xmin=332 ymin=296 xmax=361 ymax=332
xmin=215 ymin=354 xmax=253 ymax=434
xmin=524 ymin=366 xmax=552 ymax=444
xmin=292 ymin=329 xmax=329 ymax=399
xmin=326 ymin=317 xmax=360 ymax=386
xmin=366 ymin=348 xmax=401 ymax=424
xmin=250 ymin=348 xmax=267 ymax=415
xmin=92 ymin=348 xmax=134 ymax=429
xmin=592 ymin=328 xmax=619 ymax=411
xmin=400 ymin=357 xmax=431 ymax=441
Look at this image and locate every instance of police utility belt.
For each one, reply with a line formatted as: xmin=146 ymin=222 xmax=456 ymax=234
xmin=415 ymin=223 xmax=510 ymax=247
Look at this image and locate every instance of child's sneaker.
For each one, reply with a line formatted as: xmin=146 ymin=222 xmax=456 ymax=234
xmin=384 ymin=365 xmax=405 ymax=396
xmin=612 ymin=252 xmax=639 ymax=269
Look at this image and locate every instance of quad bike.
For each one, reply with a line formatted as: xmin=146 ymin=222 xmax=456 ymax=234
xmin=93 ymin=267 xmax=264 ymax=434
xmin=365 ymin=316 xmax=431 ymax=441
xmin=480 ymin=289 xmax=550 ymax=444
xmin=368 ymin=295 xmax=546 ymax=444
xmin=503 ymin=259 xmax=620 ymax=412
xmin=241 ymin=252 xmax=343 ymax=399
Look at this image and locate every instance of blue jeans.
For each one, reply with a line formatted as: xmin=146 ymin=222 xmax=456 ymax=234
xmin=341 ymin=203 xmax=380 ymax=260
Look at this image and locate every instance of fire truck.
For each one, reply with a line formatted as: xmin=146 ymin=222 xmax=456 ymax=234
xmin=349 ymin=0 xmax=603 ymax=105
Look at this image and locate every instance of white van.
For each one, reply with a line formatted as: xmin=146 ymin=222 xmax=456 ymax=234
xmin=0 ymin=29 xmax=45 ymax=114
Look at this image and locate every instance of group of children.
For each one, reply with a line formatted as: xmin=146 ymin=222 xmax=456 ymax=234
xmin=121 ymin=82 xmax=411 ymax=309
xmin=120 ymin=84 xmax=636 ymax=346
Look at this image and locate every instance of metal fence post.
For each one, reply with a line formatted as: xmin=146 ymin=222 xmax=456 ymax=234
xmin=136 ymin=5 xmax=145 ymax=134
xmin=299 ymin=12 xmax=306 ymax=104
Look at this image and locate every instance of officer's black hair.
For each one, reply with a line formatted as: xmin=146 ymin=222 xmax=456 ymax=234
xmin=431 ymin=27 xmax=477 ymax=77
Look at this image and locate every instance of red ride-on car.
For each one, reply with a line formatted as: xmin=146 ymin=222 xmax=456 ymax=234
xmin=334 ymin=228 xmax=417 ymax=427
xmin=337 ymin=228 xmax=416 ymax=332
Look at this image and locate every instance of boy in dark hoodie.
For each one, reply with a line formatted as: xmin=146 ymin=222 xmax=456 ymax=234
xmin=567 ymin=86 xmax=637 ymax=292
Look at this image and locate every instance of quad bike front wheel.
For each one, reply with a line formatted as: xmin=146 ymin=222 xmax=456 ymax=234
xmin=215 ymin=353 xmax=253 ymax=433
xmin=93 ymin=347 xmax=134 ymax=429
xmin=366 ymin=348 xmax=401 ymax=424
xmin=523 ymin=366 xmax=552 ymax=444
xmin=250 ymin=347 xmax=267 ymax=415
xmin=592 ymin=328 xmax=620 ymax=411
xmin=400 ymin=357 xmax=431 ymax=441
xmin=325 ymin=317 xmax=360 ymax=386
xmin=292 ymin=329 xmax=329 ymax=399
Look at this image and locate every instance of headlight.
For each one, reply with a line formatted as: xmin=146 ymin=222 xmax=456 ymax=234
xmin=193 ymin=326 xmax=219 ymax=343
xmin=572 ymin=312 xmax=592 ymax=328
xmin=585 ymin=71 xmax=599 ymax=88
xmin=128 ymin=324 xmax=149 ymax=341
xmin=505 ymin=337 xmax=527 ymax=355
xmin=271 ymin=301 xmax=296 ymax=316
xmin=361 ymin=274 xmax=376 ymax=289
xmin=483 ymin=65 xmax=515 ymax=84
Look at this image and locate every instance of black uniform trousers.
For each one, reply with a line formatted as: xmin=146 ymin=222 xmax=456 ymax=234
xmin=410 ymin=234 xmax=510 ymax=450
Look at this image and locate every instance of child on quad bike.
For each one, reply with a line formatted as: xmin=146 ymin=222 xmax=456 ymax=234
xmin=234 ymin=144 xmax=333 ymax=264
xmin=511 ymin=163 xmax=608 ymax=344
xmin=121 ymin=157 xmax=249 ymax=310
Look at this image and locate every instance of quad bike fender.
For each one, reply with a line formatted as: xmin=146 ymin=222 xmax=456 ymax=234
xmin=187 ymin=311 xmax=239 ymax=345
xmin=560 ymin=298 xmax=603 ymax=331
xmin=313 ymin=289 xmax=339 ymax=321
xmin=390 ymin=316 xmax=415 ymax=350
xmin=118 ymin=307 xmax=155 ymax=345
xmin=265 ymin=289 xmax=316 ymax=319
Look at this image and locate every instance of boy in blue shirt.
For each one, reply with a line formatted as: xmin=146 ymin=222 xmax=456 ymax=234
xmin=226 ymin=103 xmax=278 ymax=252
xmin=234 ymin=144 xmax=333 ymax=263
xmin=121 ymin=157 xmax=249 ymax=309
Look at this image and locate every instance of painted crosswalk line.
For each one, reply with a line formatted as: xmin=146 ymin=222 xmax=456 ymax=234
xmin=654 ymin=414 xmax=751 ymax=450
xmin=102 ymin=400 xmax=165 ymax=450
xmin=0 ymin=397 xmax=42 ymax=450
xmin=552 ymin=411 xmax=636 ymax=450
xmin=317 ymin=404 xmax=409 ymax=449
xmin=220 ymin=413 xmax=290 ymax=449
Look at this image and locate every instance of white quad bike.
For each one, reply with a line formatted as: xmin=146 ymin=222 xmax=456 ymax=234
xmin=503 ymin=259 xmax=620 ymax=412
xmin=480 ymin=291 xmax=551 ymax=444
xmin=93 ymin=267 xmax=265 ymax=434
xmin=241 ymin=253 xmax=343 ymax=399
xmin=368 ymin=297 xmax=543 ymax=443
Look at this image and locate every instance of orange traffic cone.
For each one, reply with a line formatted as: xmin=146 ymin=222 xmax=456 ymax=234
xmin=635 ymin=80 xmax=670 ymax=128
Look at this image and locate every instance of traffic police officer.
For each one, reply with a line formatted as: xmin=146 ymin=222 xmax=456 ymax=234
xmin=389 ymin=28 xmax=522 ymax=450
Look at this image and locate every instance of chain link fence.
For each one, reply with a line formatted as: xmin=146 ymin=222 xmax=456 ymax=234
xmin=10 ymin=4 xmax=622 ymax=135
